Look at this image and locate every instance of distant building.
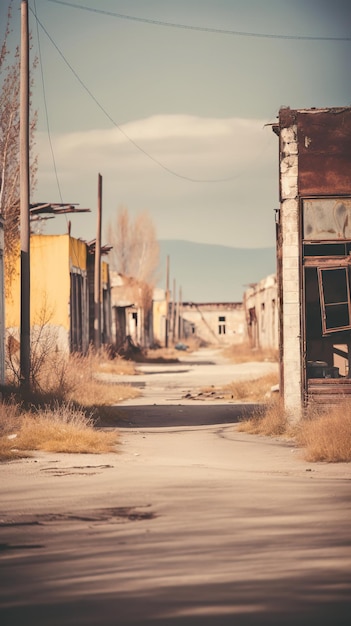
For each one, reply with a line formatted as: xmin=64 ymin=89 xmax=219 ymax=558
xmin=179 ymin=302 xmax=245 ymax=345
xmin=110 ymin=271 xmax=155 ymax=350
xmin=243 ymin=274 xmax=278 ymax=351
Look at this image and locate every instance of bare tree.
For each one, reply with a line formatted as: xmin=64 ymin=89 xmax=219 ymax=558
xmin=107 ymin=206 xmax=160 ymax=344
xmin=106 ymin=205 xmax=131 ymax=275
xmin=107 ymin=206 xmax=160 ymax=286
xmin=0 ymin=1 xmax=37 ymax=294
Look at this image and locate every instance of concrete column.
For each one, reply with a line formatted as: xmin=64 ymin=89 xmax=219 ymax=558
xmin=280 ymin=125 xmax=303 ymax=420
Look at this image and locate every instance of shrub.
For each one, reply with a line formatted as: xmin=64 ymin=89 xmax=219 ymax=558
xmin=296 ymin=403 xmax=351 ymax=462
xmin=0 ymin=402 xmax=118 ymax=458
xmin=238 ymin=399 xmax=289 ymax=436
xmin=223 ymin=342 xmax=279 ymax=364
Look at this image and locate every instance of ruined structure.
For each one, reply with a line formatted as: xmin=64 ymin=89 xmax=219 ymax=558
xmin=180 ymin=302 xmax=245 ymax=346
xmin=243 ymin=274 xmax=278 ymax=351
xmin=273 ymin=106 xmax=351 ymax=416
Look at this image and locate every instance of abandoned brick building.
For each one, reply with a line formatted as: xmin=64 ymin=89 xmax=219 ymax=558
xmin=273 ymin=106 xmax=351 ymax=417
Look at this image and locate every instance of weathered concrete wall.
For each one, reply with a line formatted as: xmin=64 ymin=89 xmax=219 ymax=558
xmin=243 ymin=274 xmax=278 ymax=350
xmin=279 ymin=122 xmax=302 ymax=418
xmin=180 ymin=302 xmax=245 ymax=345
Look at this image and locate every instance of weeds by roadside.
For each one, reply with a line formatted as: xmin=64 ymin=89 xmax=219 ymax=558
xmin=223 ymin=342 xmax=278 ymax=364
xmin=0 ymin=400 xmax=118 ymax=461
xmin=238 ymin=400 xmax=289 ymax=437
xmin=295 ymin=403 xmax=351 ymax=463
xmin=197 ymin=372 xmax=279 ymax=403
xmin=223 ymin=372 xmax=278 ymax=403
xmin=1 ymin=344 xmax=140 ymax=462
xmin=238 ymin=398 xmax=351 ymax=463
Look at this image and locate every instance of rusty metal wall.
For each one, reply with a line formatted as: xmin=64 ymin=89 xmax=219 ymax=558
xmin=297 ymin=108 xmax=351 ymax=195
xmin=278 ymin=107 xmax=351 ymax=197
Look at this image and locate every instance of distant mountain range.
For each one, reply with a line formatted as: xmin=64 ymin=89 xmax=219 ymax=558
xmin=157 ymin=240 xmax=276 ymax=303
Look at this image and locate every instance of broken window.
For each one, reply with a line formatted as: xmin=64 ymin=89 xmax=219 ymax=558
xmin=317 ymin=266 xmax=351 ymax=334
xmin=303 ymin=198 xmax=351 ymax=240
xmin=261 ymin=302 xmax=265 ymax=331
xmin=218 ymin=316 xmax=226 ymax=335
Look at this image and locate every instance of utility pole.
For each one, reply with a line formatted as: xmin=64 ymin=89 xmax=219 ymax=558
xmin=20 ymin=0 xmax=30 ymax=389
xmin=165 ymin=255 xmax=170 ymax=348
xmin=171 ymin=278 xmax=176 ymax=343
xmin=94 ymin=173 xmax=102 ymax=350
xmin=178 ymin=286 xmax=183 ymax=340
xmin=175 ymin=285 xmax=180 ymax=341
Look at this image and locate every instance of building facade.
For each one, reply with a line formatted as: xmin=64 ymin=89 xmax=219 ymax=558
xmin=180 ymin=302 xmax=245 ymax=346
xmin=243 ymin=274 xmax=278 ymax=351
xmin=5 ymin=234 xmax=110 ymax=357
xmin=273 ymin=106 xmax=351 ymax=417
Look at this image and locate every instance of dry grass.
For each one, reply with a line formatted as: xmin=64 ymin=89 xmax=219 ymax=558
xmin=223 ymin=372 xmax=279 ymax=403
xmin=143 ymin=337 xmax=204 ymax=362
xmin=0 ymin=401 xmax=118 ymax=461
xmin=296 ymin=403 xmax=351 ymax=462
xmin=223 ymin=342 xmax=278 ymax=364
xmin=1 ymin=347 xmax=139 ymax=462
xmin=0 ymin=400 xmax=27 ymax=461
xmin=20 ymin=349 xmax=141 ymax=406
xmin=199 ymin=372 xmax=279 ymax=403
xmin=238 ymin=399 xmax=290 ymax=437
xmin=238 ymin=397 xmax=351 ymax=463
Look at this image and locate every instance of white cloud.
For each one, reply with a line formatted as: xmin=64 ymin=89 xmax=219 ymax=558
xmin=33 ymin=114 xmax=278 ymax=247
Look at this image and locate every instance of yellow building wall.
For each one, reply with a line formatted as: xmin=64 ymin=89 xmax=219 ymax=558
xmin=101 ymin=260 xmax=109 ymax=287
xmin=31 ymin=235 xmax=71 ymax=329
xmin=69 ymin=237 xmax=87 ymax=272
xmin=153 ymin=298 xmax=167 ymax=344
xmin=6 ymin=234 xmax=87 ymax=332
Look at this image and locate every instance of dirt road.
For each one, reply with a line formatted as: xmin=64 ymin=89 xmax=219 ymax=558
xmin=1 ymin=349 xmax=351 ymax=625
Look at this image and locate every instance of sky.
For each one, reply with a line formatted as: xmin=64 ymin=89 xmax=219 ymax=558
xmin=1 ymin=0 xmax=351 ymax=252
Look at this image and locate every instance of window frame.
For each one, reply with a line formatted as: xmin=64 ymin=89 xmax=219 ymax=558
xmin=317 ymin=265 xmax=351 ymax=334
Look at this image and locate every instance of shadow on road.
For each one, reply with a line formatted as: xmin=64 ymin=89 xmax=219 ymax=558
xmin=97 ymin=403 xmax=260 ymax=429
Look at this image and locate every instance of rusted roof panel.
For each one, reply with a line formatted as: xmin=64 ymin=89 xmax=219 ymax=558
xmin=296 ymin=108 xmax=351 ymax=195
xmin=30 ymin=203 xmax=91 ymax=216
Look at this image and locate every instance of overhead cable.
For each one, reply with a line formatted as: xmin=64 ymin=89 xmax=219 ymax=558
xmin=47 ymin=0 xmax=351 ymax=42
xmin=31 ymin=9 xmax=238 ymax=183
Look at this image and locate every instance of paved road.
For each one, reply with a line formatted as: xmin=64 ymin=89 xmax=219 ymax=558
xmin=1 ymin=349 xmax=351 ymax=625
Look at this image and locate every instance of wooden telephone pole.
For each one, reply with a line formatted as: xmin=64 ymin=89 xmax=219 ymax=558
xmin=20 ymin=0 xmax=30 ymax=388
xmin=165 ymin=255 xmax=170 ymax=347
xmin=94 ymin=174 xmax=102 ymax=350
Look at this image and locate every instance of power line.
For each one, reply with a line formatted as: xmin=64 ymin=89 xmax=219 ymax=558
xmin=30 ymin=8 xmax=238 ymax=183
xmin=46 ymin=0 xmax=351 ymax=42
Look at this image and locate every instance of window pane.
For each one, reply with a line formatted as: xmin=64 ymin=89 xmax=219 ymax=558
xmin=325 ymin=303 xmax=351 ymax=330
xmin=318 ymin=266 xmax=351 ymax=333
xmin=303 ymin=198 xmax=351 ymax=240
xmin=322 ymin=268 xmax=348 ymax=304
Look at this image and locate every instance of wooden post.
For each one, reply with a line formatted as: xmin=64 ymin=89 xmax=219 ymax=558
xmin=20 ymin=0 xmax=30 ymax=389
xmin=171 ymin=278 xmax=176 ymax=343
xmin=165 ymin=255 xmax=170 ymax=347
xmin=178 ymin=286 xmax=183 ymax=340
xmin=94 ymin=174 xmax=102 ymax=350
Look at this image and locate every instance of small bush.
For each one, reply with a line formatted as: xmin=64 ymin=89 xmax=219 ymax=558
xmin=0 ymin=400 xmax=26 ymax=461
xmin=0 ymin=398 xmax=120 ymax=461
xmin=296 ymin=403 xmax=351 ymax=462
xmin=223 ymin=342 xmax=278 ymax=364
xmin=224 ymin=372 xmax=279 ymax=403
xmin=238 ymin=400 xmax=289 ymax=436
